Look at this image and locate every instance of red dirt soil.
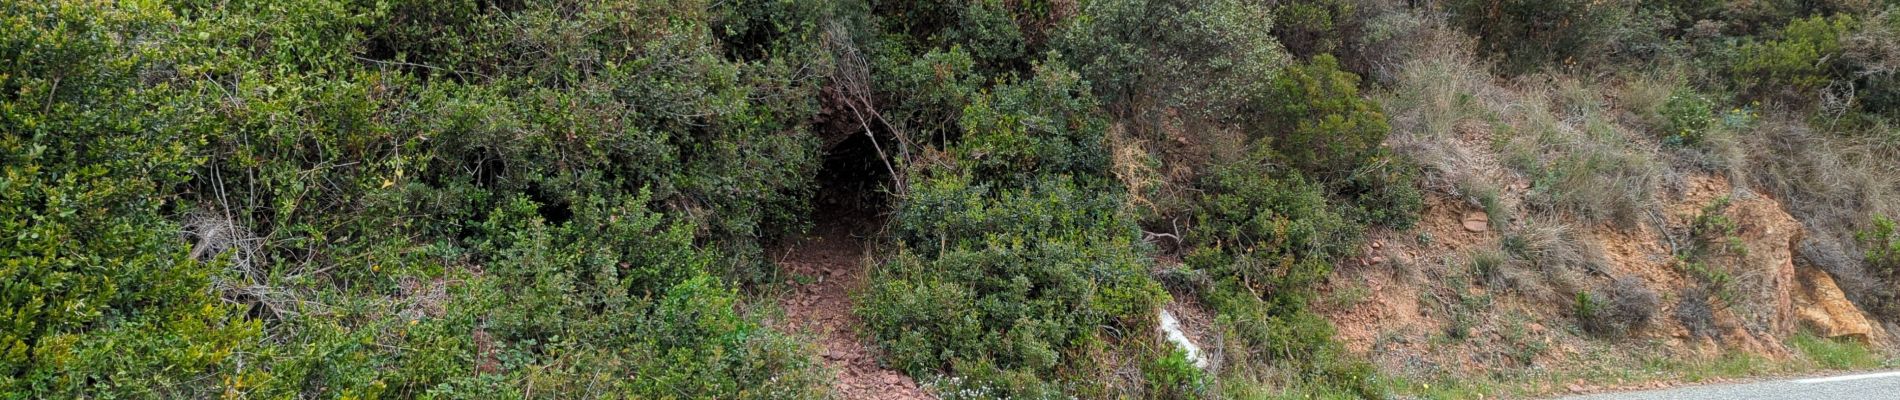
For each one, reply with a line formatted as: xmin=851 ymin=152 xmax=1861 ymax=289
xmin=776 ymin=219 xmax=935 ymax=400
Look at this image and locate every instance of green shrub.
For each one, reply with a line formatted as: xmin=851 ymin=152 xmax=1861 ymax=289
xmin=1177 ymin=154 xmax=1381 ymax=396
xmin=1055 ymin=0 xmax=1296 ymax=234
xmin=1861 ymin=215 xmax=1900 ymax=281
xmin=861 ymin=63 xmax=1168 ymax=396
xmin=1690 ymin=196 xmax=1748 ymax=257
xmin=1058 ymin=3 xmax=1407 ymax=395
xmin=711 ymin=0 xmax=839 ymax=62
xmin=1715 ymin=0 xmax=1871 ymax=36
xmin=1661 ymin=89 xmax=1718 ymax=146
xmin=1843 ymin=9 xmax=1900 ymax=123
xmin=449 ymin=193 xmax=825 ymax=399
xmin=1573 ymin=291 xmax=1603 ymax=328
xmin=1190 ymin=161 xmax=1355 ymax=285
xmin=1145 ymin=348 xmax=1209 ymax=398
xmin=1058 ymin=0 xmax=1282 ymax=115
xmin=0 ymin=2 xmax=260 ymax=396
xmin=1730 ymin=14 xmax=1858 ymax=100
xmin=1339 ymin=153 xmax=1426 ymax=230
xmin=872 ymin=46 xmax=986 ymax=146
xmin=1255 ymin=54 xmax=1392 ymax=180
xmin=1447 ymin=0 xmax=1623 ymax=73
xmin=1722 ymin=10 xmax=1900 ymax=124
xmin=1272 ymin=0 xmax=1361 ymax=60
xmin=1666 ymin=197 xmax=1747 ymax=306
xmin=208 ymin=0 xmax=823 ymax=282
xmin=1679 ymin=258 xmax=1740 ymax=306
xmin=875 ymin=0 xmax=1029 ymax=72
xmin=1639 ymin=0 xmax=1725 ymax=29
xmin=866 ymin=175 xmax=1165 ymax=381
xmin=866 ymin=180 xmax=1169 ymax=397
xmin=952 ymin=63 xmax=1110 ymax=185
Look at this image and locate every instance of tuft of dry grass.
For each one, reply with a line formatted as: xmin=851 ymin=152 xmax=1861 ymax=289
xmin=1580 ymin=276 xmax=1660 ymax=338
xmin=1503 ymin=76 xmax=1667 ymax=228
xmin=1499 ymin=218 xmax=1601 ymax=304
xmin=1378 ymin=26 xmax=1510 ymax=206
xmin=1107 ymin=123 xmax=1163 ymax=214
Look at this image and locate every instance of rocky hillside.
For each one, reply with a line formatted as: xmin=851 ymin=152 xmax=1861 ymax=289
xmin=1319 ymin=176 xmax=1888 ymax=392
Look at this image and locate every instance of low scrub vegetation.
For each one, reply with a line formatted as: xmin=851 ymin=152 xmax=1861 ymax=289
xmin=1576 ymin=277 xmax=1661 ymax=337
xmin=7 ymin=0 xmax=1900 ymax=398
xmin=5 ymin=0 xmax=834 ymax=397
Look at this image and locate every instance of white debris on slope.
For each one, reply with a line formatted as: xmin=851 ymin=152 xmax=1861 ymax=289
xmin=1159 ymin=308 xmax=1209 ymax=369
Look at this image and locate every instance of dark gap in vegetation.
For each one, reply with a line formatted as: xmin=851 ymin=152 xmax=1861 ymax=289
xmin=813 ymin=131 xmax=892 ymax=235
xmin=526 ymin=184 xmax=571 ymax=225
xmin=471 ymin=148 xmax=504 ymax=190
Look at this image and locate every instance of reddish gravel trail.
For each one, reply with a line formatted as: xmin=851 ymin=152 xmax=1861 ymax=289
xmin=776 ymin=219 xmax=934 ymax=400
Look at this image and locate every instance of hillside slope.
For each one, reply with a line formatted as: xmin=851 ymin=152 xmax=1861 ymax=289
xmin=4 ymin=1 xmax=1898 ymax=399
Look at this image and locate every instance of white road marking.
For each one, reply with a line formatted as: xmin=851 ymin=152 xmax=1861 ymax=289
xmin=1794 ymin=371 xmax=1900 ymax=384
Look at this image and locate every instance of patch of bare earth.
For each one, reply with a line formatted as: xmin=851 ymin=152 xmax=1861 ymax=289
xmin=776 ymin=220 xmax=934 ymax=400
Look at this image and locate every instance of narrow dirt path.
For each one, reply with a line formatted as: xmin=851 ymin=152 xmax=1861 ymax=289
xmin=776 ymin=218 xmax=934 ymax=399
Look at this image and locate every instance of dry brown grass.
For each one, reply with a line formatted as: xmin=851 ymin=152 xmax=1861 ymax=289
xmin=1379 ymin=23 xmax=1673 ymax=229
xmin=1748 ymin=116 xmax=1900 ymax=242
xmin=1107 ymin=123 xmax=1162 ymax=214
xmin=1500 ymin=218 xmax=1601 ymax=304
xmin=1506 ymin=75 xmax=1669 ymax=228
xmin=1378 ymin=25 xmax=1510 ymax=205
xmin=1581 ymin=276 xmax=1660 ymax=338
xmin=1746 ymin=113 xmax=1900 ymax=317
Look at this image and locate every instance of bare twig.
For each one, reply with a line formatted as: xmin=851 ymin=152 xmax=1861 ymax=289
xmin=825 ymin=20 xmax=910 ymax=195
xmin=1142 ymin=231 xmax=1182 ymax=244
xmin=351 ymin=55 xmax=492 ymax=81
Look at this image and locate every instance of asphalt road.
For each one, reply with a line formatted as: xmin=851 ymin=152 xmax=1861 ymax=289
xmin=1560 ymin=370 xmax=1900 ymax=399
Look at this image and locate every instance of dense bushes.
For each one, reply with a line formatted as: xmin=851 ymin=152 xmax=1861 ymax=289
xmin=1255 ymin=55 xmax=1390 ymax=179
xmin=1164 ymin=56 xmax=1406 ymax=393
xmin=1721 ymin=9 xmax=1900 ymax=124
xmin=5 ymin=0 xmax=835 ymax=397
xmin=1056 ymin=1 xmax=1414 ymax=395
xmin=1185 ymin=160 xmax=1344 ymax=332
xmin=1443 ymin=0 xmax=1894 ymax=123
xmin=1846 ymin=9 xmax=1900 ymax=121
xmin=949 ymin=63 xmax=1112 ymax=185
xmin=1447 ymin=0 xmax=1623 ymax=73
xmin=863 ymin=176 xmax=1166 ymax=396
xmin=859 ymin=62 xmax=1169 ymax=397
xmin=1058 ymin=0 xmax=1281 ymax=117
xmin=447 ymin=192 xmax=825 ymax=398
xmin=1 ymin=3 xmax=259 ymax=396
xmin=1254 ymin=55 xmax=1423 ymax=230
xmin=1176 ymin=147 xmax=1383 ymax=396
xmin=1271 ymin=0 xmax=1364 ymax=60
xmin=29 ymin=0 xmax=1834 ymax=397
xmin=1190 ymin=163 xmax=1354 ymax=285
xmin=4 ymin=0 xmax=1430 ymax=396
xmin=1729 ymin=14 xmax=1858 ymax=100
